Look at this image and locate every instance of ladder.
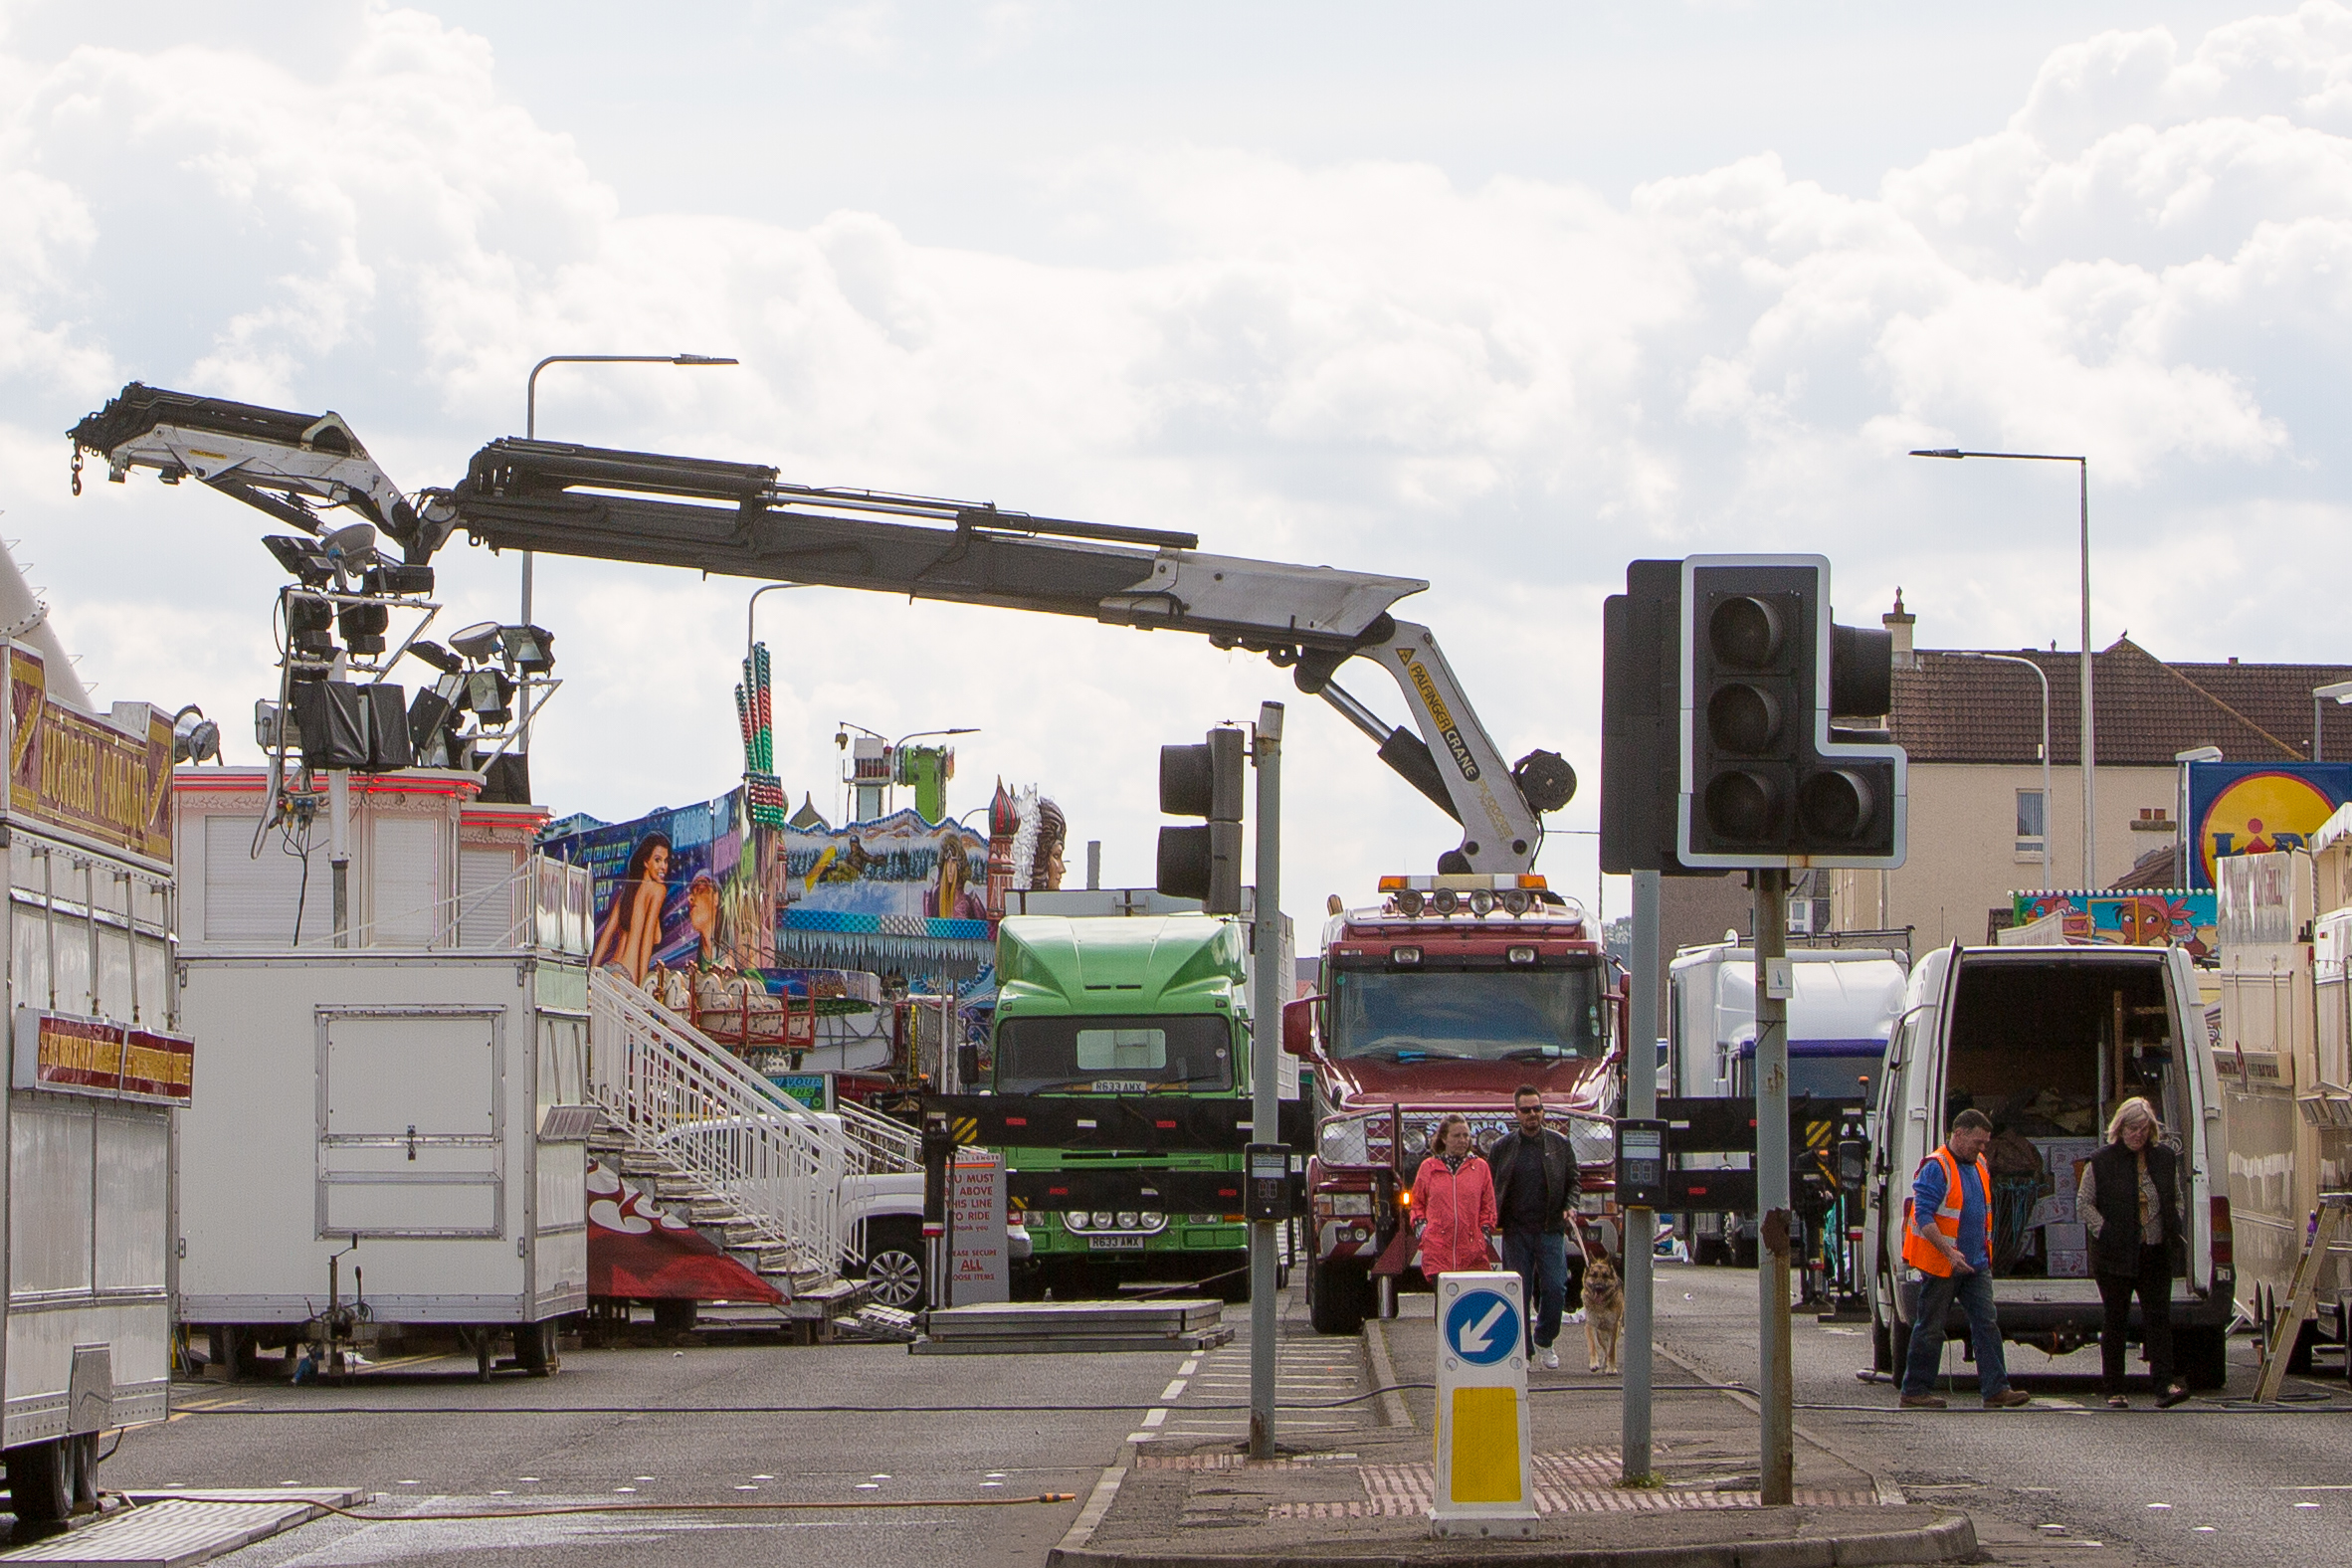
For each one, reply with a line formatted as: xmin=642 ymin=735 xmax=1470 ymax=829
xmin=2254 ymin=1193 xmax=2352 ymax=1403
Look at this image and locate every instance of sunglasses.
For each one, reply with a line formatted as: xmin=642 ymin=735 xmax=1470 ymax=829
xmin=1515 ymin=1103 xmax=1543 ymax=1114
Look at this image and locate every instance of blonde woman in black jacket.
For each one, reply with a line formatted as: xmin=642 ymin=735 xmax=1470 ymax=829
xmin=2076 ymin=1096 xmax=2190 ymax=1410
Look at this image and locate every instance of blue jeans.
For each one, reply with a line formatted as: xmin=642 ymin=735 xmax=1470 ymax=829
xmin=1500 ymin=1230 xmax=1569 ymax=1351
xmin=1901 ymin=1267 xmax=2010 ymax=1397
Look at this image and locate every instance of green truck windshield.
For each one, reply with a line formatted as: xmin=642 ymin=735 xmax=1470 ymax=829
xmin=996 ymin=1014 xmax=1235 ymax=1093
xmin=1331 ymin=966 xmax=1604 ymax=1063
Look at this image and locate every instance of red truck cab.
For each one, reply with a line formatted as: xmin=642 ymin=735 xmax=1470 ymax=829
xmin=1286 ymin=874 xmax=1622 ymax=1334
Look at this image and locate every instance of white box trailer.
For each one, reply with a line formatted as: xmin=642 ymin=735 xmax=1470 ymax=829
xmin=174 ymin=769 xmax=594 ymax=1377
xmin=0 ymin=636 xmax=191 ymax=1520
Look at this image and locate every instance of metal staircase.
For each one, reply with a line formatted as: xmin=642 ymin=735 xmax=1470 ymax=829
xmin=585 ymin=969 xmax=920 ymax=1318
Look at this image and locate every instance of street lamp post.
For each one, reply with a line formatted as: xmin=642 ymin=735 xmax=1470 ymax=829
xmin=1956 ymin=653 xmax=2053 ymax=888
xmin=1912 ymin=448 xmax=2094 ymax=887
xmin=2314 ymin=683 xmax=2352 ymax=762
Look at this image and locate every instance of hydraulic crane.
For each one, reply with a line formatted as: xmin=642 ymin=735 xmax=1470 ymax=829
xmin=70 ymin=381 xmax=1575 ymax=871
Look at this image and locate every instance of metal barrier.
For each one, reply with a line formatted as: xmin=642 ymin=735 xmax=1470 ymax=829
xmin=588 ymin=969 xmax=852 ymax=1284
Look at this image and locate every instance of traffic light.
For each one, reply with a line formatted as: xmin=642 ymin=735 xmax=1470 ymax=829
xmin=1157 ymin=726 xmax=1247 ymax=913
xmin=1676 ymin=554 xmax=1905 ymax=870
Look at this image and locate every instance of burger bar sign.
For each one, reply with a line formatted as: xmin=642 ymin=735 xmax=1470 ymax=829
xmin=12 ymin=1011 xmax=194 ymax=1106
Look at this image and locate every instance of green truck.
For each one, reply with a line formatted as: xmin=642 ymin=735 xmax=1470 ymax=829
xmin=990 ymin=908 xmax=1295 ymax=1298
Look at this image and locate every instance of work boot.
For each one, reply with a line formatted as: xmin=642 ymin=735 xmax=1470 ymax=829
xmin=1983 ymin=1388 xmax=2033 ymax=1408
xmin=1898 ymin=1393 xmax=1945 ymax=1409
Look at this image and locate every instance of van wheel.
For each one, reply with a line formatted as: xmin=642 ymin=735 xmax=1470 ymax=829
xmin=1890 ymin=1317 xmax=1913 ymax=1381
xmin=2177 ymin=1325 xmax=2229 ymax=1391
xmin=8 ymin=1438 xmax=73 ymax=1524
xmin=1306 ymin=1251 xmax=1367 ymax=1335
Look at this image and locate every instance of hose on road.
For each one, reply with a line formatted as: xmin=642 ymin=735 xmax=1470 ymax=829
xmin=128 ymin=1491 xmax=1078 ymax=1521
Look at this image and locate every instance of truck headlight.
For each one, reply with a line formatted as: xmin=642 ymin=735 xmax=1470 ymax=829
xmin=1320 ymin=1115 xmax=1372 ymax=1166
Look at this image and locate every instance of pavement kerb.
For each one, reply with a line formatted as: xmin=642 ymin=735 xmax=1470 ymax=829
xmin=1046 ymin=1506 xmax=1977 ymax=1568
xmin=1648 ymin=1339 xmax=1907 ymax=1507
xmin=1052 ymin=1442 xmax=1136 ymax=1564
xmin=1362 ymin=1318 xmax=1413 ymax=1431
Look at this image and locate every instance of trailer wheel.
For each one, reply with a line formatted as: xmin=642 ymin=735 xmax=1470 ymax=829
xmin=2176 ymin=1324 xmax=2229 ymax=1391
xmin=8 ymin=1438 xmax=73 ymax=1524
xmin=1305 ymin=1250 xmax=1367 ymax=1336
xmin=517 ymin=1322 xmax=557 ymax=1378
xmin=71 ymin=1434 xmax=98 ymax=1513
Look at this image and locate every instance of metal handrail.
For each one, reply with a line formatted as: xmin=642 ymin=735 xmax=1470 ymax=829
xmin=588 ymin=969 xmax=848 ymax=1281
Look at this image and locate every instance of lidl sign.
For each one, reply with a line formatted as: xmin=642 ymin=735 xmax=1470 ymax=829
xmin=2188 ymin=762 xmax=2352 ymax=887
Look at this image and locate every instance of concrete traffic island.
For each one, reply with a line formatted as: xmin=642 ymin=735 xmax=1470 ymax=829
xmin=1053 ymin=1294 xmax=1978 ymax=1568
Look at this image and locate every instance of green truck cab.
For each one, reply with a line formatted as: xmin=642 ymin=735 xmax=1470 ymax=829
xmin=993 ymin=910 xmax=1290 ymax=1297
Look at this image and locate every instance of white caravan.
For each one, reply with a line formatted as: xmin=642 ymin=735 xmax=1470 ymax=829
xmin=174 ymin=769 xmax=594 ymax=1377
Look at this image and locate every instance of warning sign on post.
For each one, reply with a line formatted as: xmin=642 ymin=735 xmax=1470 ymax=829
xmin=948 ymin=1151 xmax=1008 ymax=1304
xmin=1431 ymin=1271 xmax=1537 ymax=1536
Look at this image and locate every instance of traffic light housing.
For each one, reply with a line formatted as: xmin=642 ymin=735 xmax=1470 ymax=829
xmin=1601 ymin=560 xmax=1713 ymax=876
xmin=1157 ymin=726 xmax=1247 ymax=912
xmin=1676 ymin=555 xmax=1904 ymax=870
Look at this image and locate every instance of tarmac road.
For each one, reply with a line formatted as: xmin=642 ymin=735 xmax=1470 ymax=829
xmin=1656 ymin=1259 xmax=2352 ymax=1567
xmin=95 ymin=1334 xmax=1190 ymax=1568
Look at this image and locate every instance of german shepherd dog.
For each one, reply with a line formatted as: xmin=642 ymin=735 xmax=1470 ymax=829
xmin=1581 ymin=1254 xmax=1624 ymax=1373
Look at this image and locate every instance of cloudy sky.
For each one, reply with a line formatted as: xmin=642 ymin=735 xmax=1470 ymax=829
xmin=3 ymin=0 xmax=2346 ymax=926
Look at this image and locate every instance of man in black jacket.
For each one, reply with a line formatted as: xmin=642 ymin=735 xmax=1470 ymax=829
xmin=1485 ymin=1083 xmax=1583 ymax=1368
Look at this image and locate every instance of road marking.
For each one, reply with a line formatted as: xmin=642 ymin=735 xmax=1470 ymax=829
xmin=1160 ymin=1379 xmax=1188 ymax=1401
xmin=1141 ymin=1408 xmax=1167 ymax=1428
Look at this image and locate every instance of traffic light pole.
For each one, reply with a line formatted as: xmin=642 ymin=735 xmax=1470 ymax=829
xmin=1621 ymin=869 xmax=1660 ymax=1484
xmin=1249 ymin=701 xmax=1284 ymax=1460
xmin=1753 ymin=868 xmax=1793 ymax=1505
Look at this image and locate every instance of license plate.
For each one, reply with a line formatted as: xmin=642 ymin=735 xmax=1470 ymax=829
xmin=1087 ymin=1236 xmax=1145 ymax=1251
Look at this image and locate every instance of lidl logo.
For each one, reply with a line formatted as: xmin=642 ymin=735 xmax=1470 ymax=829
xmin=2197 ymin=769 xmax=2340 ymax=884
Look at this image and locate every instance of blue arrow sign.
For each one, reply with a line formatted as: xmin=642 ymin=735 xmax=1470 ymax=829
xmin=1443 ymin=1286 xmax=1520 ymax=1366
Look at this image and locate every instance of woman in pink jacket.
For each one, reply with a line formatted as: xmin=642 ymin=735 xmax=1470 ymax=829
xmin=1413 ymin=1114 xmax=1498 ymax=1277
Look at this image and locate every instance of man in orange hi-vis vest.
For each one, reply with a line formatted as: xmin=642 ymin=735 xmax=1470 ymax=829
xmin=1899 ymin=1108 xmax=2032 ymax=1410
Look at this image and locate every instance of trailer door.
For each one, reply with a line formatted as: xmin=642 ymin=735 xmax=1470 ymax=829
xmin=316 ymin=1005 xmax=504 ymax=1238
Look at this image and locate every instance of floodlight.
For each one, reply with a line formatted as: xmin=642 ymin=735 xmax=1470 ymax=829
xmin=253 ymin=698 xmax=283 ymax=752
xmin=407 ymin=640 xmax=462 ymax=674
xmin=170 ymin=705 xmax=220 ymax=764
xmin=263 ymin=535 xmax=333 ymax=586
xmin=449 ymin=622 xmax=501 ymax=662
xmin=498 ymin=624 xmax=555 ymax=674
xmin=337 ymin=602 xmax=389 ymax=654
xmin=466 ymin=668 xmax=514 ymax=723
xmin=321 ymin=521 xmax=379 ymax=570
xmin=363 ymin=563 xmax=435 ymax=596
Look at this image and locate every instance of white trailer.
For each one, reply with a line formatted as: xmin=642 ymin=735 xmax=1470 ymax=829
xmin=1666 ymin=939 xmax=1906 ymax=1264
xmin=174 ymin=769 xmax=594 ymax=1377
xmin=0 ymin=631 xmax=191 ymax=1520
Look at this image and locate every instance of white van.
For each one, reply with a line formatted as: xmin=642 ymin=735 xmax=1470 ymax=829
xmin=1667 ymin=941 xmax=1906 ymax=1265
xmin=1862 ymin=943 xmax=2235 ymax=1388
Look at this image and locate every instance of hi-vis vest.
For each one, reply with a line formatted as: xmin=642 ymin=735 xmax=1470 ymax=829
xmin=1901 ymin=1146 xmax=1993 ymax=1277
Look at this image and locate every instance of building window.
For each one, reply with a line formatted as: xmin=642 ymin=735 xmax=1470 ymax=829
xmin=2016 ymin=789 xmax=2047 ymax=859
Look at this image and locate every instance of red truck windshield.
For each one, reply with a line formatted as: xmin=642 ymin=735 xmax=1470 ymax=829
xmin=1329 ymin=964 xmax=1604 ymax=1063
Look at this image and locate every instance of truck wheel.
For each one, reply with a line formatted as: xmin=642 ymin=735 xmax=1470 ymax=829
xmin=1306 ymin=1251 xmax=1367 ymax=1336
xmin=8 ymin=1438 xmax=73 ymax=1524
xmin=71 ymin=1434 xmax=98 ymax=1513
xmin=2177 ymin=1325 xmax=2230 ymax=1391
xmin=861 ymin=1219 xmax=929 ymax=1310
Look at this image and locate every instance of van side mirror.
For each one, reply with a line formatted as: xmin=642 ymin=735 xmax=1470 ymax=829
xmin=1282 ymin=996 xmax=1320 ymax=1059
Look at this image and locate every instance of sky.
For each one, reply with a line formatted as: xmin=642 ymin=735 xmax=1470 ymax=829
xmin=3 ymin=0 xmax=2349 ymax=929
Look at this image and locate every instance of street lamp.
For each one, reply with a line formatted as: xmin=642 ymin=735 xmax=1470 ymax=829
xmin=1911 ymin=447 xmax=2094 ymax=887
xmin=747 ymin=582 xmax=809 ymax=665
xmin=1954 ymin=653 xmax=2053 ymax=888
xmin=516 ymin=354 xmax=740 ymax=736
xmin=2314 ymin=683 xmax=2352 ymax=762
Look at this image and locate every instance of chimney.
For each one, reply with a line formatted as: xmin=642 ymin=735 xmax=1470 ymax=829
xmin=1883 ymin=588 xmax=1916 ymax=670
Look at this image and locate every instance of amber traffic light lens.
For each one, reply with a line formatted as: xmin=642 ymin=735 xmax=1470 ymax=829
xmin=1707 ymin=683 xmax=1782 ymax=755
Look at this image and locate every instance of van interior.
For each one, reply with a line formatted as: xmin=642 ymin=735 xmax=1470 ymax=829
xmin=1941 ymin=956 xmax=2181 ymax=1278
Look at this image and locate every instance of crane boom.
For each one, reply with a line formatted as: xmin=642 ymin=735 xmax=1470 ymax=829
xmin=70 ymin=382 xmax=1574 ymax=871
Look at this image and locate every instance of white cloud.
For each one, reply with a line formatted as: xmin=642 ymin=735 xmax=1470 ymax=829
xmin=3 ymin=4 xmax=2352 ymax=919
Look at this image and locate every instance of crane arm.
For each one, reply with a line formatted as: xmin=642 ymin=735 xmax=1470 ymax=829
xmin=70 ymin=385 xmax=1572 ymax=872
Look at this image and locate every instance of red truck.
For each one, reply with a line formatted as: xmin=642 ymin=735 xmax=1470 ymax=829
xmin=1285 ymin=873 xmax=1624 ymax=1334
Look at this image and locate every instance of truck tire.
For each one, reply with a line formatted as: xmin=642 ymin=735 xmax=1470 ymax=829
xmin=2176 ymin=1324 xmax=2230 ymax=1391
xmin=8 ymin=1438 xmax=72 ymax=1524
xmin=860 ymin=1219 xmax=929 ymax=1310
xmin=72 ymin=1434 xmax=98 ymax=1513
xmin=1306 ymin=1251 xmax=1367 ymax=1336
